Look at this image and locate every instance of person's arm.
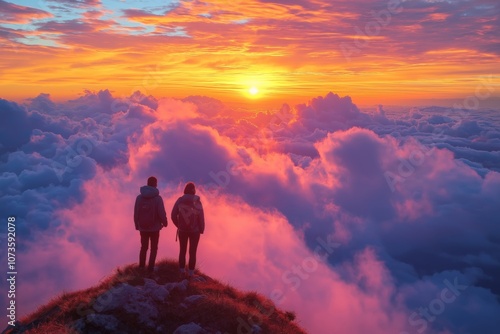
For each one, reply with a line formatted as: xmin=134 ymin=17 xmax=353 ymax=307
xmin=158 ymin=196 xmax=167 ymax=227
xmin=198 ymin=199 xmax=205 ymax=234
xmin=171 ymin=198 xmax=179 ymax=228
xmin=134 ymin=196 xmax=140 ymax=230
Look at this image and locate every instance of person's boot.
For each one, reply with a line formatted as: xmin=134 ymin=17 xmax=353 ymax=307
xmin=179 ymin=267 xmax=186 ymax=280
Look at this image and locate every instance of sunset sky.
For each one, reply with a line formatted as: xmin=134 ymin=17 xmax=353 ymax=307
xmin=1 ymin=1 xmax=500 ymax=334
xmin=1 ymin=0 xmax=499 ymax=107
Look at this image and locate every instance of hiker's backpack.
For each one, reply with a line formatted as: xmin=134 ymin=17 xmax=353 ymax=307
xmin=178 ymin=198 xmax=201 ymax=233
xmin=137 ymin=196 xmax=157 ymax=230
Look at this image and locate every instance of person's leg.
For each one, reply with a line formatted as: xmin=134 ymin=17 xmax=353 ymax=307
xmin=139 ymin=232 xmax=149 ymax=268
xmin=148 ymin=232 xmax=159 ymax=272
xmin=188 ymin=233 xmax=201 ymax=276
xmin=178 ymin=230 xmax=189 ymax=273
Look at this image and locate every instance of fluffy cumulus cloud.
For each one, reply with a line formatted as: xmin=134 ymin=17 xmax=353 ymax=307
xmin=1 ymin=90 xmax=500 ymax=333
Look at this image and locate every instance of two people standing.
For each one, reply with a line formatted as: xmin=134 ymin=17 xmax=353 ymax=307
xmin=134 ymin=177 xmax=205 ymax=278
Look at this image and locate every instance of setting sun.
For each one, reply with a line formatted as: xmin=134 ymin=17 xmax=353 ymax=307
xmin=249 ymin=86 xmax=259 ymax=96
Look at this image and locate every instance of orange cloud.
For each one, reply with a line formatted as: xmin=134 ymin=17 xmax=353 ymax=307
xmin=1 ymin=0 xmax=499 ymax=106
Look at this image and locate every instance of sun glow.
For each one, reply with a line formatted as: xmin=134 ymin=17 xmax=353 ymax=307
xmin=249 ymin=86 xmax=259 ymax=96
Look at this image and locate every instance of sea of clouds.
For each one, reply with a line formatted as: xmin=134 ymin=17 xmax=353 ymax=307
xmin=1 ymin=87 xmax=499 ymax=333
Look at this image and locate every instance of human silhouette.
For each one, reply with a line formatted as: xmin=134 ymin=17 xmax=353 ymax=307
xmin=171 ymin=182 xmax=205 ymax=278
xmin=134 ymin=176 xmax=167 ymax=273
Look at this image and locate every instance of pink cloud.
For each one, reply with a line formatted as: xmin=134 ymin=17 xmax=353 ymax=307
xmin=18 ymin=166 xmax=413 ymax=334
xmin=0 ymin=1 xmax=52 ymax=24
xmin=5 ymin=92 xmax=500 ymax=333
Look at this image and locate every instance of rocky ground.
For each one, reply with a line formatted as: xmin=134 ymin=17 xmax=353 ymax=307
xmin=3 ymin=260 xmax=306 ymax=334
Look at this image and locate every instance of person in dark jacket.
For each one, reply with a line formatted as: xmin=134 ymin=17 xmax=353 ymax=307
xmin=171 ymin=182 xmax=205 ymax=278
xmin=134 ymin=176 xmax=167 ymax=273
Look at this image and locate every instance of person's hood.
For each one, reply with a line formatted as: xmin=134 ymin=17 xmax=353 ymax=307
xmin=140 ymin=186 xmax=159 ymax=198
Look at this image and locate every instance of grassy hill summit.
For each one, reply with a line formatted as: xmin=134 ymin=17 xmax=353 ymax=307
xmin=3 ymin=259 xmax=306 ymax=334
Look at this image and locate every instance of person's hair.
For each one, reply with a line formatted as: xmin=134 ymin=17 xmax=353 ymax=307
xmin=184 ymin=182 xmax=196 ymax=195
xmin=147 ymin=176 xmax=158 ymax=187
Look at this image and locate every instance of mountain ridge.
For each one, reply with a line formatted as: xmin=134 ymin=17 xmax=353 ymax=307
xmin=2 ymin=259 xmax=306 ymax=334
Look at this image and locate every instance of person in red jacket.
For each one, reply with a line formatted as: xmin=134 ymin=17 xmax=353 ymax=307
xmin=134 ymin=176 xmax=167 ymax=273
xmin=171 ymin=182 xmax=205 ymax=278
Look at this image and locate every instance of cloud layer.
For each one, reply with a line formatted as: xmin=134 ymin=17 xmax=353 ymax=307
xmin=1 ymin=90 xmax=500 ymax=333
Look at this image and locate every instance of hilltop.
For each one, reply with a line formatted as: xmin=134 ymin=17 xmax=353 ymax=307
xmin=2 ymin=259 xmax=306 ymax=334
